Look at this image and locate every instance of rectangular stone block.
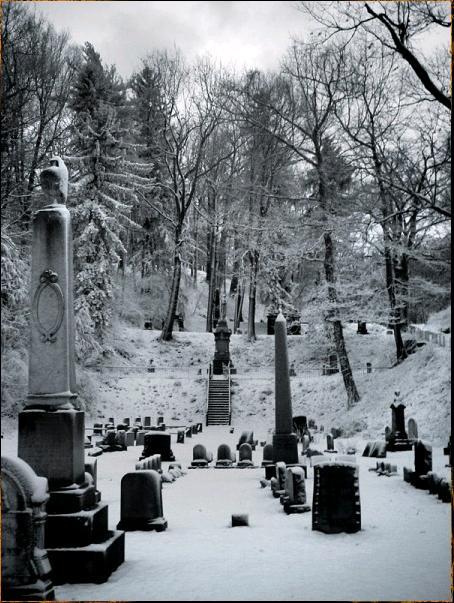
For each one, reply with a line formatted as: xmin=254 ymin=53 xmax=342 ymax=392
xmin=18 ymin=410 xmax=85 ymax=489
xmin=47 ymin=530 xmax=125 ymax=584
xmin=45 ymin=502 xmax=109 ymax=548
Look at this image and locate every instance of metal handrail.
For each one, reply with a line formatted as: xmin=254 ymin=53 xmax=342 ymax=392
xmin=205 ymin=362 xmax=212 ymax=426
xmin=227 ymin=364 xmax=232 ymax=425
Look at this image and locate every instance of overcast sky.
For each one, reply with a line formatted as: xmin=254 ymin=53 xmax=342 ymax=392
xmin=33 ymin=1 xmax=311 ymax=77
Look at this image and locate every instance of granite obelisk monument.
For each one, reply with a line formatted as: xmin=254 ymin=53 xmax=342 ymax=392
xmin=272 ymin=311 xmax=299 ymax=464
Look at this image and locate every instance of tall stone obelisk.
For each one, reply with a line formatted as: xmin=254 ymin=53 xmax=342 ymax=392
xmin=19 ymin=157 xmax=83 ymax=487
xmin=272 ymin=311 xmax=299 ymax=464
xmin=18 ymin=157 xmax=124 ymax=584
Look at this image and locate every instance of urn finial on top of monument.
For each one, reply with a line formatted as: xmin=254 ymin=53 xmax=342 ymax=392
xmin=40 ymin=156 xmax=68 ymax=205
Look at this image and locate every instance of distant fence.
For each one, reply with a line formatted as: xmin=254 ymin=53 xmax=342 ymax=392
xmin=85 ymin=362 xmax=394 ymax=378
xmin=408 ymin=325 xmax=451 ymax=348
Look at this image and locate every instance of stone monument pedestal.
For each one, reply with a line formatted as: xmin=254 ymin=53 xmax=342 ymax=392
xmin=272 ymin=434 xmax=299 ymax=465
xmin=18 ymin=410 xmax=124 ymax=584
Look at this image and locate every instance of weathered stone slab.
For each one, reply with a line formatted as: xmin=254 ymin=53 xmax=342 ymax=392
xmin=117 ymin=470 xmax=167 ymax=531
xmin=312 ymin=462 xmax=361 ymax=534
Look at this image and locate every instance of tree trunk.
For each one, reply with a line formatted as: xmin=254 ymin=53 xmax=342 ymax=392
xmin=206 ymin=224 xmax=216 ymax=332
xmin=247 ymin=250 xmax=258 ymax=341
xmin=161 ymin=225 xmax=183 ymax=341
xmin=229 ymin=233 xmax=240 ymax=296
xmin=192 ymin=204 xmax=199 ymax=285
xmin=323 ymin=230 xmax=360 ymax=407
xmin=384 ymin=243 xmax=408 ymax=362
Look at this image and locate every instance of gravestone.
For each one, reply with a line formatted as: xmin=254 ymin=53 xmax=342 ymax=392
xmin=143 ymin=417 xmax=151 ymax=429
xmin=216 ymin=444 xmax=235 ymax=468
xmin=362 ymin=441 xmax=387 ymax=458
xmin=93 ymin=423 xmax=104 ymax=436
xmin=99 ymin=430 xmax=124 ymax=452
xmin=17 ymin=158 xmax=124 ymax=584
xmin=191 ymin=444 xmax=213 ymax=468
xmin=196 ymin=423 xmax=203 ymax=433
xmin=262 ymin=444 xmax=274 ymax=467
xmin=407 ymin=418 xmax=418 ymax=441
xmin=312 ymin=462 xmax=361 ymax=534
xmin=231 ymin=514 xmax=249 ymax=527
xmin=140 ymin=432 xmax=175 ymax=462
xmin=282 ymin=466 xmax=311 ymax=514
xmin=125 ymin=431 xmax=135 ymax=447
xmin=123 ymin=418 xmax=130 ymax=427
xmin=292 ymin=416 xmax=309 ymax=441
xmin=357 ymin=321 xmax=368 ymax=334
xmin=273 ymin=313 xmax=299 ymax=464
xmin=302 ymin=434 xmax=310 ymax=454
xmin=387 ymin=400 xmax=412 ymax=451
xmin=325 ymin=434 xmax=337 ymax=453
xmin=117 ymin=470 xmax=167 ymax=531
xmin=136 ymin=430 xmax=145 ymax=446
xmin=237 ymin=443 xmax=254 ymax=468
xmin=185 ymin=427 xmax=192 ymax=439
xmin=177 ymin=429 xmax=185 ymax=444
xmin=443 ymin=436 xmax=452 ymax=466
xmin=236 ymin=430 xmax=256 ymax=450
xmin=271 ymin=461 xmax=287 ymax=498
xmin=1 ymin=455 xmax=54 ymax=601
xmin=191 ymin=424 xmax=198 ymax=435
xmin=413 ymin=440 xmax=432 ymax=488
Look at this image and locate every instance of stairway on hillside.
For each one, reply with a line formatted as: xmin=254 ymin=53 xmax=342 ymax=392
xmin=206 ymin=377 xmax=230 ymax=425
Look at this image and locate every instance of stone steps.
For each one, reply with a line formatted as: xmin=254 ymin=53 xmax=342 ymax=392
xmin=206 ymin=376 xmax=230 ymax=426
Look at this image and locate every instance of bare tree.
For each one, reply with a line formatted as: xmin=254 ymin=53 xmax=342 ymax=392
xmin=299 ymin=1 xmax=451 ymax=110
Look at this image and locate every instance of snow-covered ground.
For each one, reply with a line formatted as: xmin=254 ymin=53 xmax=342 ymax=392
xmin=3 ymin=428 xmax=449 ymax=601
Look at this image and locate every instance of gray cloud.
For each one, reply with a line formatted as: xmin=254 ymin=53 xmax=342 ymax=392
xmin=33 ymin=1 xmax=310 ymax=77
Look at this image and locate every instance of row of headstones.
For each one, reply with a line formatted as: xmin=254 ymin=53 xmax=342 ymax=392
xmin=267 ymin=458 xmax=361 ymax=532
xmin=402 ymin=440 xmax=451 ymax=503
xmin=188 ymin=443 xmax=260 ymax=468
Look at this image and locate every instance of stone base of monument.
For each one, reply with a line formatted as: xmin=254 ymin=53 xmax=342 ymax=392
xmin=18 ymin=410 xmax=125 ymax=584
xmin=283 ymin=503 xmax=311 ymax=514
xmin=324 ymin=449 xmax=338 ymax=454
xmin=46 ymin=530 xmax=125 ymax=584
xmin=2 ymin=579 xmax=55 ymax=602
xmin=237 ymin=460 xmax=256 ymax=468
xmin=386 ymin=439 xmax=413 ymax=452
xmin=215 ymin=460 xmax=234 ymax=468
xmin=116 ymin=517 xmax=167 ymax=532
xmin=45 ymin=502 xmax=109 ymax=548
xmin=18 ymin=410 xmax=85 ymax=491
xmin=272 ymin=433 xmax=299 ymax=465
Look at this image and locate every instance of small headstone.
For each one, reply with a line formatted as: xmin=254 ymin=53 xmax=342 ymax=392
xmin=325 ymin=434 xmax=337 ymax=453
xmin=140 ymin=433 xmax=175 ymax=462
xmin=136 ymin=430 xmax=145 ymax=446
xmin=407 ymin=418 xmax=418 ymax=441
xmin=143 ymin=417 xmax=151 ymax=429
xmin=437 ymin=479 xmax=451 ymax=503
xmin=259 ymin=479 xmax=269 ymax=488
xmin=216 ymin=444 xmax=235 ymax=468
xmin=196 ymin=423 xmax=203 ymax=433
xmin=302 ymin=434 xmax=310 ymax=454
xmin=274 ymin=461 xmax=287 ymax=497
xmin=177 ymin=429 xmax=185 ymax=444
xmin=185 ymin=427 xmax=192 ymax=438
xmin=125 ymin=431 xmax=135 ymax=447
xmin=1 ymin=456 xmax=54 ymax=601
xmin=362 ymin=441 xmax=386 ymax=458
xmin=262 ymin=443 xmax=274 ymax=467
xmin=191 ymin=444 xmax=212 ymax=468
xmin=123 ymin=418 xmax=131 ymax=427
xmin=283 ymin=466 xmax=311 ymax=514
xmin=414 ymin=440 xmax=432 ymax=484
xmin=312 ymin=462 xmax=361 ymax=534
xmin=236 ymin=430 xmax=255 ymax=450
xmin=237 ymin=443 xmax=254 ymax=468
xmin=93 ymin=423 xmax=104 ymax=435
xmin=231 ymin=514 xmax=249 ymax=527
xmin=117 ymin=470 xmax=167 ymax=531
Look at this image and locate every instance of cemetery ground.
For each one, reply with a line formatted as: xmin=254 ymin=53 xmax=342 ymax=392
xmin=2 ymin=425 xmax=451 ymax=601
xmin=1 ymin=314 xmax=451 ymax=602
